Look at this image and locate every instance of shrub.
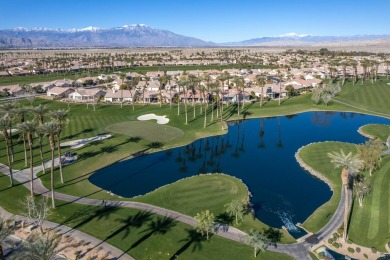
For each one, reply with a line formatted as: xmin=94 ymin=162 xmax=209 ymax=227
xmin=371 ymin=247 xmax=377 ymax=253
xmin=332 ymin=242 xmax=340 ymax=248
xmin=318 ymin=252 xmax=325 ymax=259
xmin=328 ymin=238 xmax=334 ymax=244
xmin=337 ymin=227 xmax=344 ymax=235
xmin=363 ymin=253 xmax=368 ymax=258
xmin=356 ymin=247 xmax=361 ymax=253
xmin=333 ymin=233 xmax=339 ymax=239
xmin=347 ymin=247 xmax=355 ymax=253
xmin=347 ymin=239 xmax=353 ymax=244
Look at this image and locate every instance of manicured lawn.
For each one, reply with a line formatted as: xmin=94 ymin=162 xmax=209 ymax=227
xmin=335 ymin=78 xmax=390 ymax=116
xmin=106 ymin=121 xmax=184 ymax=142
xmin=348 ymin=156 xmax=390 ymax=252
xmin=360 ymin=124 xmax=390 ymax=142
xmin=299 ymin=142 xmax=357 ymax=232
xmin=134 ymin=174 xmax=295 ymax=243
xmin=0 ymin=174 xmax=292 ymax=260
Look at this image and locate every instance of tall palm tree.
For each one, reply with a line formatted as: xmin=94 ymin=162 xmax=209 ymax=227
xmin=350 ymin=60 xmax=358 ymax=86
xmin=353 ymin=177 xmax=371 ymax=207
xmin=232 ymin=76 xmax=245 ymax=116
xmin=277 ymin=70 xmax=283 ymax=106
xmin=202 ymin=73 xmax=211 ymax=128
xmin=255 ymin=74 xmax=266 ymax=107
xmin=328 ymin=149 xmax=363 ymax=241
xmin=0 ymin=114 xmax=13 ymax=186
xmin=31 ymin=104 xmax=49 ymax=173
xmin=188 ymin=74 xmax=199 ymax=119
xmin=41 ymin=121 xmax=58 ymax=208
xmin=177 ymin=75 xmax=189 ymax=124
xmin=48 ymin=109 xmax=68 ymax=184
xmin=13 ymin=106 xmax=29 ymax=167
xmin=0 ymin=102 xmax=17 ymax=162
xmin=17 ymin=121 xmax=37 ymax=196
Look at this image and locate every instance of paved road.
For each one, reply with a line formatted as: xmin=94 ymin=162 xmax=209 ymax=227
xmin=1 ymin=157 xmax=349 ymax=260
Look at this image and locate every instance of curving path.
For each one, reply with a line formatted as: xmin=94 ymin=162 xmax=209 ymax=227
xmin=0 ymin=157 xmax=349 ymax=260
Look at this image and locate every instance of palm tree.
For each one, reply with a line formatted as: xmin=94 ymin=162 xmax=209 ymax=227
xmin=0 ymin=217 xmax=15 ymax=259
xmin=328 ymin=149 xmax=363 ymax=241
xmin=177 ymin=76 xmax=189 ymax=124
xmin=202 ymin=73 xmax=211 ymax=128
xmin=255 ymin=74 xmax=266 ymax=107
xmin=350 ymin=60 xmax=358 ymax=85
xmin=225 ymin=200 xmax=245 ymax=225
xmin=41 ymin=121 xmax=58 ymax=208
xmin=277 ymin=70 xmax=283 ymax=105
xmin=17 ymin=121 xmax=37 ymax=196
xmin=13 ymin=106 xmax=29 ymax=166
xmin=245 ymin=229 xmax=267 ymax=257
xmin=48 ymin=109 xmax=68 ymax=184
xmin=231 ymin=76 xmax=245 ymax=116
xmin=0 ymin=114 xmax=13 ymax=186
xmin=353 ymin=176 xmax=371 ymax=207
xmin=15 ymin=232 xmax=60 ymax=260
xmin=194 ymin=210 xmax=215 ymax=240
xmin=31 ymin=104 xmax=49 ymax=173
xmin=0 ymin=102 xmax=17 ymax=162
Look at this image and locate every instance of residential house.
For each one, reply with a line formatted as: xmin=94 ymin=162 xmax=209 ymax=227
xmin=47 ymin=87 xmax=74 ymax=99
xmin=104 ymin=89 xmax=137 ymax=103
xmin=0 ymin=85 xmax=25 ymax=96
xmin=68 ymin=88 xmax=106 ymax=102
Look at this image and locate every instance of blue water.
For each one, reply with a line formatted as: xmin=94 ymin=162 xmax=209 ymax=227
xmin=90 ymin=111 xmax=390 ymax=229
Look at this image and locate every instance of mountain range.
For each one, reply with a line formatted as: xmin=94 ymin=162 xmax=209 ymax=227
xmin=0 ymin=24 xmax=389 ymax=48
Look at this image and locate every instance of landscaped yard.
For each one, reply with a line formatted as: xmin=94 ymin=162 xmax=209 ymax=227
xmin=0 ymin=78 xmax=390 ymax=258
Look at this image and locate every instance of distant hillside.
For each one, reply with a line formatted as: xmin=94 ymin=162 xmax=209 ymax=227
xmin=223 ymin=33 xmax=390 ymax=47
xmin=0 ymin=24 xmax=216 ymax=48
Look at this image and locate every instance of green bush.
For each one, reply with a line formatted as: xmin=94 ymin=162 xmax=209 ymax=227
xmin=356 ymin=247 xmax=361 ymax=253
xmin=328 ymin=238 xmax=334 ymax=244
xmin=337 ymin=227 xmax=344 ymax=235
xmin=347 ymin=247 xmax=355 ymax=253
xmin=333 ymin=233 xmax=339 ymax=239
xmin=347 ymin=239 xmax=353 ymax=244
xmin=371 ymin=247 xmax=377 ymax=253
xmin=318 ymin=252 xmax=325 ymax=259
xmin=332 ymin=242 xmax=340 ymax=248
xmin=363 ymin=253 xmax=368 ymax=258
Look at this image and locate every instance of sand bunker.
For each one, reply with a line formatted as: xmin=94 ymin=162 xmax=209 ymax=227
xmin=60 ymin=134 xmax=112 ymax=149
xmin=137 ymin=113 xmax=169 ymax=124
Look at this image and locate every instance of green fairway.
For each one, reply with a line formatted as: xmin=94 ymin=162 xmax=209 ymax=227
xmin=134 ymin=174 xmax=295 ymax=243
xmin=299 ymin=142 xmax=357 ymax=232
xmin=348 ymin=156 xmax=390 ymax=251
xmin=359 ymin=124 xmax=390 ymax=142
xmin=335 ymin=78 xmax=390 ymax=116
xmin=106 ymin=121 xmax=184 ymax=142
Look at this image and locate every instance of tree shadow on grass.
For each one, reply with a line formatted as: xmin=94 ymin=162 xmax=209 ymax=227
xmin=105 ymin=210 xmax=153 ymax=241
xmin=58 ymin=201 xmax=122 ymax=231
xmin=129 ymin=216 xmax=177 ymax=250
xmin=215 ymin=212 xmax=234 ymax=225
xmin=170 ymin=229 xmax=206 ymax=259
xmin=63 ymin=128 xmax=93 ymax=140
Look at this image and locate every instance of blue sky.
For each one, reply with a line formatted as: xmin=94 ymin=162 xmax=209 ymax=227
xmin=1 ymin=0 xmax=389 ymax=42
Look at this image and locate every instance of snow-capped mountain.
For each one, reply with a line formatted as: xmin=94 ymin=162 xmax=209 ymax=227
xmin=0 ymin=24 xmax=216 ymax=48
xmin=223 ymin=33 xmax=390 ymax=46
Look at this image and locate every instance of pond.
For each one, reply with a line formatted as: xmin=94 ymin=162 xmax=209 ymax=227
xmin=89 ymin=111 xmax=390 ymax=232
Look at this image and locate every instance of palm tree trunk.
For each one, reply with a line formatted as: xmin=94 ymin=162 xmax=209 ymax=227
xmin=57 ymin=134 xmax=64 ymax=183
xmin=29 ymin=142 xmax=34 ymax=196
xmin=9 ymin=126 xmax=14 ymax=162
xmin=343 ymin=185 xmax=349 ymax=241
xmin=22 ymin=133 xmax=27 ymax=167
xmin=203 ymin=102 xmax=207 ymax=128
xmin=5 ymin=138 xmax=13 ymax=186
xmin=254 ymin=247 xmax=257 ymax=257
xmin=50 ymin=147 xmax=56 ymax=208
xmin=39 ymin=136 xmax=46 ymax=174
